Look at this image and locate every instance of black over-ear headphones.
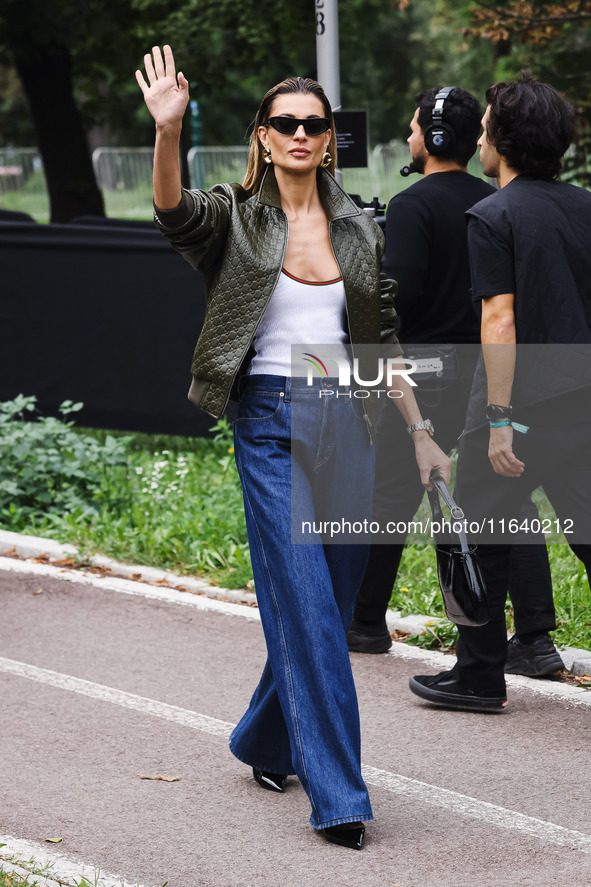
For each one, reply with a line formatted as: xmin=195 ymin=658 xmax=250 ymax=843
xmin=423 ymin=86 xmax=457 ymax=155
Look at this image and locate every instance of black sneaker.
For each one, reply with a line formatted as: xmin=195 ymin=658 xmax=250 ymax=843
xmin=505 ymin=633 xmax=565 ymax=677
xmin=409 ymin=671 xmax=507 ymax=712
xmin=346 ymin=618 xmax=392 ymax=654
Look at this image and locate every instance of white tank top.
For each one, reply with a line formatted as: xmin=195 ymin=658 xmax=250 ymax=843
xmin=248 ymin=269 xmax=351 ymax=377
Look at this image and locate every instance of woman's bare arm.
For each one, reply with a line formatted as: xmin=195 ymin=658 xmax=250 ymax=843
xmin=135 ymin=45 xmax=189 ymax=210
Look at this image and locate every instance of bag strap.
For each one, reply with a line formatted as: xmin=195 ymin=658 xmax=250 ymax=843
xmin=427 ymin=471 xmax=470 ymax=553
xmin=427 ymin=485 xmax=444 ymax=524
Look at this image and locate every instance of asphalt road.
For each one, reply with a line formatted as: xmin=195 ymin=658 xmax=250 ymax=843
xmin=1 ymin=555 xmax=590 ymax=887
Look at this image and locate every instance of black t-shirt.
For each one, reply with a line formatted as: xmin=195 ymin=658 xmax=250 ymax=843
xmin=464 ymin=176 xmax=591 ymax=420
xmin=383 ymin=171 xmax=495 ymax=344
xmin=467 ymin=176 xmax=591 ymax=343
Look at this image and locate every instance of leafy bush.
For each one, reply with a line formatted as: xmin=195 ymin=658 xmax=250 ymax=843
xmin=0 ymin=399 xmax=251 ymax=588
xmin=0 ymin=395 xmax=131 ymax=525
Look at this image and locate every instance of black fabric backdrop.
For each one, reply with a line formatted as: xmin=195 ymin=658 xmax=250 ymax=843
xmin=0 ymin=215 xmax=219 ymax=437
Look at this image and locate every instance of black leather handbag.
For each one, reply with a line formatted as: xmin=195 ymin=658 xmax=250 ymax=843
xmin=427 ymin=471 xmax=489 ymax=626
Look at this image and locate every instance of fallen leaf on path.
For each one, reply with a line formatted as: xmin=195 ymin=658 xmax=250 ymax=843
xmin=53 ymin=558 xmax=75 ymax=566
xmin=43 ymin=837 xmax=63 ymax=843
xmin=33 ymin=588 xmax=43 ymax=596
xmin=137 ymin=774 xmax=180 ymax=782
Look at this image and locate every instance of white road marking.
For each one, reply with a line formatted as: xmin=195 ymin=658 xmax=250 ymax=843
xmin=2 ymin=655 xmax=591 ymax=855
xmin=0 ymin=835 xmax=153 ymax=887
xmin=362 ymin=766 xmax=591 ymax=854
xmin=0 ymin=655 xmax=235 ymax=737
xmin=2 ymin=555 xmax=590 ymax=706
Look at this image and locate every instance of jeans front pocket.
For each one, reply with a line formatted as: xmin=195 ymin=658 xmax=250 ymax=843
xmin=236 ymin=389 xmax=284 ymax=423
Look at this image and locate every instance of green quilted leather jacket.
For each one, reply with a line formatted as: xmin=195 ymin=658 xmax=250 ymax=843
xmin=154 ymin=166 xmax=400 ymax=419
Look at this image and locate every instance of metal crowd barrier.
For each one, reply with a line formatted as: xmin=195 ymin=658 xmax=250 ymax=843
xmin=0 ymin=142 xmax=494 ymax=222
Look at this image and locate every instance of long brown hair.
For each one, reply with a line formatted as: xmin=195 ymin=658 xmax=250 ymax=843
xmin=243 ymin=77 xmax=337 ymax=194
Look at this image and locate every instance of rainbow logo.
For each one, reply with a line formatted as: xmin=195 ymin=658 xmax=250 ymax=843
xmin=302 ymin=352 xmax=329 ymax=376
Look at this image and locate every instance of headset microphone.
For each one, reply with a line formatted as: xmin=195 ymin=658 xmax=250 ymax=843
xmin=400 ymin=162 xmax=417 ymax=177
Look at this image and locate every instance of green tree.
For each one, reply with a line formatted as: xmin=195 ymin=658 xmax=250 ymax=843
xmin=0 ymin=0 xmax=503 ymax=222
xmin=0 ymin=0 xmax=179 ymax=220
xmin=0 ymin=66 xmax=36 ymax=147
xmin=465 ymin=0 xmax=591 ymax=184
xmin=0 ymin=0 xmax=105 ymax=221
xmin=157 ymin=0 xmax=494 ymax=146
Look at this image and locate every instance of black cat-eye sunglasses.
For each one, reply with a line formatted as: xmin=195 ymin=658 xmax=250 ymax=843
xmin=266 ymin=116 xmax=330 ymax=136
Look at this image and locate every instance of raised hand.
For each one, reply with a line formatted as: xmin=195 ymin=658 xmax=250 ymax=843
xmin=135 ymin=45 xmax=189 ymax=129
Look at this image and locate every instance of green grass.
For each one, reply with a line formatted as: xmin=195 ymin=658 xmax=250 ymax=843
xmin=393 ymin=540 xmax=591 ymax=652
xmin=0 ymin=851 xmax=73 ymax=887
xmin=100 ymin=185 xmax=153 ymax=219
xmin=0 ymin=170 xmax=50 ymax=221
xmin=1 ymin=399 xmax=589 ymax=651
xmin=0 ymin=868 xmax=30 ymax=887
xmin=0 ymin=177 xmax=153 ymax=222
xmin=0 ymin=399 xmax=251 ymax=590
xmin=49 ymin=425 xmax=252 ymax=590
xmin=0 ymin=856 xmax=167 ymax=887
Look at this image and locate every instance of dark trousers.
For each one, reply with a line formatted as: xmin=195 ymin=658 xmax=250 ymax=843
xmin=353 ymin=371 xmax=555 ymax=636
xmin=355 ymin=539 xmax=555 ymax=635
xmin=451 ymin=407 xmax=591 ymax=692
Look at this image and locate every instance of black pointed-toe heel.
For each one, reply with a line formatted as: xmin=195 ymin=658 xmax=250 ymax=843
xmin=252 ymin=767 xmax=287 ymax=793
xmin=322 ymin=822 xmax=365 ymax=850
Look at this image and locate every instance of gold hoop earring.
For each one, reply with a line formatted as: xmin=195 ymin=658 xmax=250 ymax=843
xmin=319 ymin=151 xmax=332 ymax=168
xmin=262 ymin=148 xmax=273 ymax=164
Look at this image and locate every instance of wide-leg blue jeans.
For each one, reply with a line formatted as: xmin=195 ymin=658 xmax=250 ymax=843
xmin=229 ymin=375 xmax=374 ymax=830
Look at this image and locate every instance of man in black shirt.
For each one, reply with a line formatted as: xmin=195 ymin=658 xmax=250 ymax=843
xmin=347 ymin=86 xmax=561 ymax=677
xmin=410 ymin=74 xmax=591 ymax=711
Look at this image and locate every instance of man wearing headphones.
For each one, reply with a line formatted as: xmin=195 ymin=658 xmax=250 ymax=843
xmin=409 ymin=75 xmax=591 ymax=711
xmin=347 ymin=86 xmax=563 ymax=679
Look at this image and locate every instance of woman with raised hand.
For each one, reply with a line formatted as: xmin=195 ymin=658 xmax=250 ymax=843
xmin=136 ymin=45 xmax=450 ymax=850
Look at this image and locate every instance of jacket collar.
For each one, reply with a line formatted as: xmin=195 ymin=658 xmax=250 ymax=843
xmin=258 ymin=165 xmax=361 ymax=222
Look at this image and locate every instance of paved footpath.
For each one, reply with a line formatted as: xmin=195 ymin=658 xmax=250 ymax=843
xmin=1 ymin=553 xmax=591 ymax=887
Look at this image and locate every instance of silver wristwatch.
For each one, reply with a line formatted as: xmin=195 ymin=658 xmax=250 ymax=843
xmin=407 ymin=419 xmax=434 ymax=437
